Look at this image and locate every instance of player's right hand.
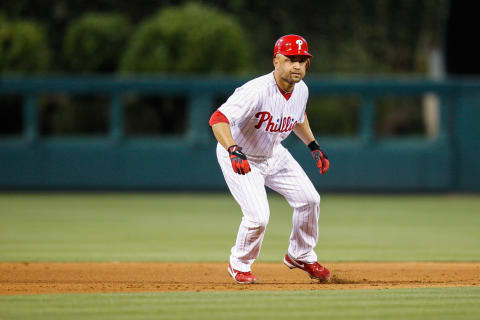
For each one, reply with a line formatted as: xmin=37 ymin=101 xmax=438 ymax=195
xmin=228 ymin=145 xmax=251 ymax=175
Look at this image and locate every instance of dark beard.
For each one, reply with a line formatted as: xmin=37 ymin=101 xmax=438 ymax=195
xmin=282 ymin=75 xmax=300 ymax=85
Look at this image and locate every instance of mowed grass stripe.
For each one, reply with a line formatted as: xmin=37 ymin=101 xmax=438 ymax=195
xmin=0 ymin=193 xmax=479 ymax=262
xmin=1 ymin=287 xmax=479 ymax=320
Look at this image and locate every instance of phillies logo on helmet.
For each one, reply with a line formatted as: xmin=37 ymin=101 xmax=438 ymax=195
xmin=296 ymin=39 xmax=303 ymax=50
xmin=274 ymin=34 xmax=313 ymax=58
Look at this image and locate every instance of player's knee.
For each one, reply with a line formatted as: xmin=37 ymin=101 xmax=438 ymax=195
xmin=243 ymin=215 xmax=269 ymax=229
xmin=255 ymin=221 xmax=268 ymax=230
xmin=253 ymin=217 xmax=269 ymax=229
xmin=305 ymin=191 xmax=320 ymax=207
xmin=241 ymin=205 xmax=270 ymax=229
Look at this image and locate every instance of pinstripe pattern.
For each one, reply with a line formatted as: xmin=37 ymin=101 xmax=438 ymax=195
xmin=218 ymin=72 xmax=308 ymax=158
xmin=217 ymin=144 xmax=320 ymax=271
xmin=266 ymin=146 xmax=320 ymax=264
xmin=214 ymin=72 xmax=320 ymax=272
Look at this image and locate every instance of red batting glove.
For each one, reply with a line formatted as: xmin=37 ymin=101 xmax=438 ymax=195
xmin=308 ymin=141 xmax=329 ymax=174
xmin=312 ymin=149 xmax=329 ymax=174
xmin=228 ymin=145 xmax=251 ymax=175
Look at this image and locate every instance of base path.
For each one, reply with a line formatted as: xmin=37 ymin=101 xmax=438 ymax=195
xmin=1 ymin=262 xmax=479 ymax=295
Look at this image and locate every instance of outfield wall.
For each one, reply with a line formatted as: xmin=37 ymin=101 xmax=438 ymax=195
xmin=0 ymin=77 xmax=479 ymax=191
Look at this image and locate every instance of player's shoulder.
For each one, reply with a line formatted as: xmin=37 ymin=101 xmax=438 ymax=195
xmin=297 ymin=79 xmax=309 ymax=92
xmin=294 ymin=79 xmax=309 ymax=98
xmin=238 ymin=72 xmax=276 ymax=93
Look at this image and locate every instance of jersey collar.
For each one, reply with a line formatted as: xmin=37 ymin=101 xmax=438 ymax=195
xmin=272 ymin=72 xmax=293 ymax=101
xmin=276 ymin=83 xmax=293 ymax=101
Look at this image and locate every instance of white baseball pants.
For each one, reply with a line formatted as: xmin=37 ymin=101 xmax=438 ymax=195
xmin=216 ymin=143 xmax=321 ymax=272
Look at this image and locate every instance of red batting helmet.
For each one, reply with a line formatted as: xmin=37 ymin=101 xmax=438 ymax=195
xmin=273 ymin=34 xmax=313 ymax=58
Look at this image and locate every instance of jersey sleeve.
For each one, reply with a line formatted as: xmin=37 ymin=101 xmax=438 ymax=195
xmin=297 ymin=83 xmax=309 ymax=124
xmin=217 ymin=86 xmax=259 ymax=126
xmin=298 ymin=110 xmax=306 ymax=124
xmin=208 ymin=110 xmax=229 ymax=126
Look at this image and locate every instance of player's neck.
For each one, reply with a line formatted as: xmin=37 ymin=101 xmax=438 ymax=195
xmin=273 ymin=71 xmax=294 ymax=93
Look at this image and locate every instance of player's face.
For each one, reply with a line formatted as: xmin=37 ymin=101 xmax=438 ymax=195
xmin=274 ymin=54 xmax=309 ymax=84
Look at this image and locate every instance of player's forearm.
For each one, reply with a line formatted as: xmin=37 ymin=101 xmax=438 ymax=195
xmin=293 ymin=115 xmax=316 ymax=145
xmin=211 ymin=122 xmax=237 ymax=150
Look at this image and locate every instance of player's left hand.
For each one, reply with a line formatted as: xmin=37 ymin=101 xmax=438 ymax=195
xmin=311 ymin=149 xmax=329 ymax=174
xmin=308 ymin=141 xmax=329 ymax=174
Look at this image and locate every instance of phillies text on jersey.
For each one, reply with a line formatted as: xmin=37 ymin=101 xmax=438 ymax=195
xmin=254 ymin=111 xmax=298 ymax=132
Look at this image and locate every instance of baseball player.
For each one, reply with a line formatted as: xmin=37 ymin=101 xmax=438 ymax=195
xmin=209 ymin=34 xmax=330 ymax=284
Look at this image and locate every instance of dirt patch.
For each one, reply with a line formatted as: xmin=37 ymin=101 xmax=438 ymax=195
xmin=1 ymin=262 xmax=479 ymax=295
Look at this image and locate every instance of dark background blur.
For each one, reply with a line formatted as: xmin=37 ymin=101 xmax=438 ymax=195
xmin=1 ymin=0 xmax=480 ymax=191
xmin=1 ymin=0 xmax=450 ymax=75
xmin=0 ymin=0 xmax=455 ymax=137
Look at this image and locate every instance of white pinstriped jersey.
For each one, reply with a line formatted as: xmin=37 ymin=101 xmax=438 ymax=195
xmin=218 ymin=72 xmax=308 ymax=157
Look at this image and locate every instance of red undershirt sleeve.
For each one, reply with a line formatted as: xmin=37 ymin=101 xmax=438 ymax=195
xmin=209 ymin=110 xmax=230 ymax=126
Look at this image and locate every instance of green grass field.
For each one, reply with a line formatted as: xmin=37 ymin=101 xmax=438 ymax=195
xmin=1 ymin=193 xmax=480 ymax=319
xmin=1 ymin=193 xmax=479 ymax=262
xmin=2 ymin=287 xmax=480 ymax=320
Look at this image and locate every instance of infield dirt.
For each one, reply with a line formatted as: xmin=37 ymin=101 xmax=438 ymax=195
xmin=1 ymin=262 xmax=479 ymax=295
